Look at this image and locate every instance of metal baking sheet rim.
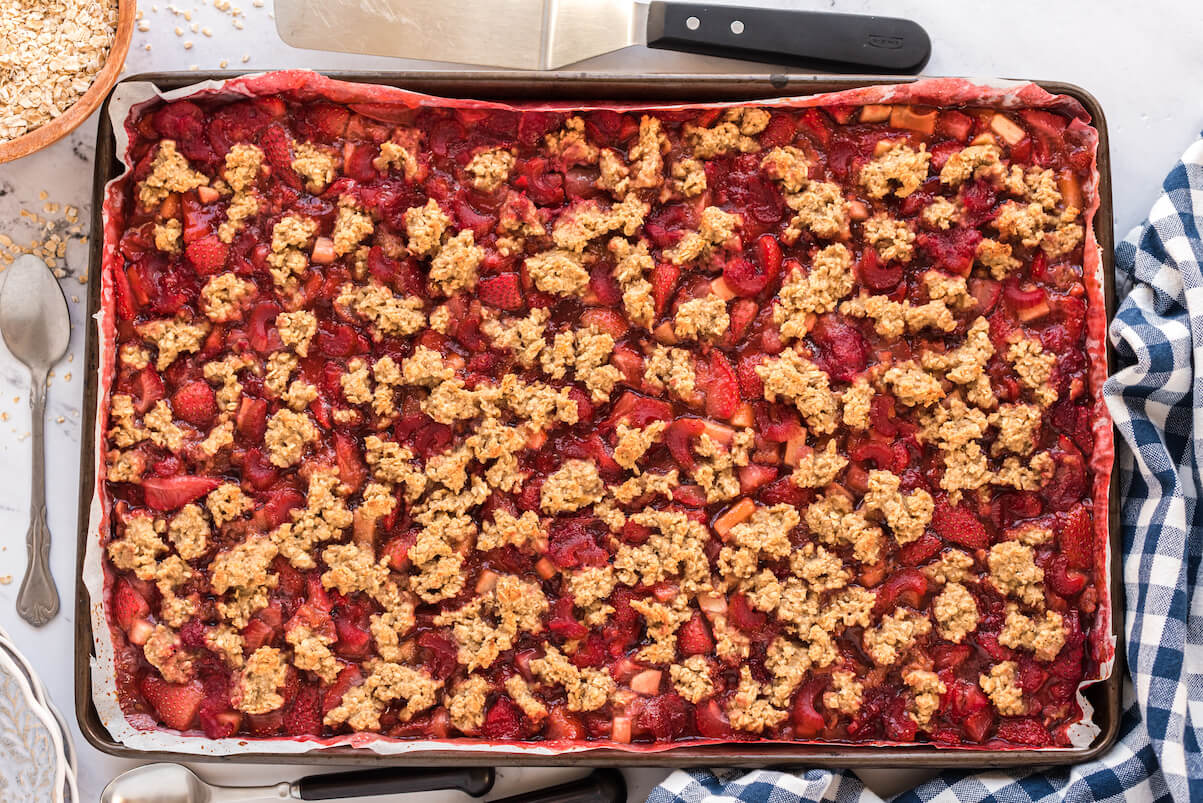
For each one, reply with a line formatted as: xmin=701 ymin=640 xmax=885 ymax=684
xmin=75 ymin=70 xmax=1123 ymax=768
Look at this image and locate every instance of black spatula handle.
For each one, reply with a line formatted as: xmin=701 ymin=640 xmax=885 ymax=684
xmin=646 ymin=3 xmax=931 ymax=73
xmin=295 ymin=766 xmax=494 ymax=800
xmin=488 ymin=769 xmax=627 ymax=803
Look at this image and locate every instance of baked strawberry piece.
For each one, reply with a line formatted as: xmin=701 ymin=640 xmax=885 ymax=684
xmin=101 ymin=87 xmax=1104 ymax=749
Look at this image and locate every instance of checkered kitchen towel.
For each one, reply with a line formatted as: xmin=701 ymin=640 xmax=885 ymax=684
xmin=650 ymin=136 xmax=1203 ymax=803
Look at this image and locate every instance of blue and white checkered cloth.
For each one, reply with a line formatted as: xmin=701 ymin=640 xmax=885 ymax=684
xmin=650 ymin=135 xmax=1203 ymax=803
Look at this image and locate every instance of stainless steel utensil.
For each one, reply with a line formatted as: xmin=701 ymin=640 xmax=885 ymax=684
xmin=101 ymin=763 xmax=495 ymax=802
xmin=275 ymin=1 xmax=930 ymax=73
xmin=0 ymin=253 xmax=70 ymax=626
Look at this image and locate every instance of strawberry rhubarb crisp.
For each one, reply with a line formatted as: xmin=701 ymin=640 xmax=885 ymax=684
xmin=98 ymin=76 xmax=1110 ymax=750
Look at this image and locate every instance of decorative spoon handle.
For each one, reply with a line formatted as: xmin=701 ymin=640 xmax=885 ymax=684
xmin=17 ymin=371 xmax=58 ymax=627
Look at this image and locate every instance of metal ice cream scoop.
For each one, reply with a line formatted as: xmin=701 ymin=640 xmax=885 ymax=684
xmin=0 ymin=253 xmax=71 ymax=626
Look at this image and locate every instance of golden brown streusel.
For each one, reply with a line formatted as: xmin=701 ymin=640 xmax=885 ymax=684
xmin=980 ymin=660 xmax=1026 ymax=716
xmin=940 ymin=143 xmax=1002 ymax=187
xmin=465 ymin=147 xmax=515 ymax=192
xmin=291 ymin=142 xmax=336 ymax=193
xmin=774 ymin=243 xmax=855 ymax=339
xmin=863 ymin=214 xmax=916 ymax=263
xmin=540 ymin=459 xmax=605 ymax=514
xmin=138 ymin=318 xmax=209 ymax=371
xmin=264 ymin=408 xmax=317 ymax=468
xmin=999 ymin=605 xmax=1066 ymax=661
xmin=863 ymin=608 xmax=932 ymax=667
xmin=903 ymin=669 xmax=945 ymax=729
xmin=139 ymin=140 xmax=209 ymax=207
xmin=933 ymin=581 xmax=979 ymax=643
xmin=783 ymin=181 xmax=849 ymax=242
xmin=429 ymin=229 xmax=484 ymax=296
xmin=790 ymin=440 xmax=849 ymax=488
xmin=756 ymin=347 xmax=840 ymax=434
xmin=673 ymin=294 xmax=729 ymax=341
xmin=860 ymin=142 xmax=930 ymax=199
xmin=524 ymin=249 xmax=590 ymax=297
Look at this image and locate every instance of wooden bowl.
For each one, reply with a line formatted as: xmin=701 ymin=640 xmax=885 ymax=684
xmin=0 ymin=0 xmax=135 ymax=164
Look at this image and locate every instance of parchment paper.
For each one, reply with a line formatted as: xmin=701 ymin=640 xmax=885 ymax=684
xmin=86 ymin=71 xmax=1114 ymax=755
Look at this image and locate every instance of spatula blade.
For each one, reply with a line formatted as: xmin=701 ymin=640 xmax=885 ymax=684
xmin=275 ymin=0 xmax=644 ymax=70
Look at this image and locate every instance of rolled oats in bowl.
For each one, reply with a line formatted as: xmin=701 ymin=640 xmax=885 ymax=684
xmin=0 ymin=0 xmax=119 ymax=143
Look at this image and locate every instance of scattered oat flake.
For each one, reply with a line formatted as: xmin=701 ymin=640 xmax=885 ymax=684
xmin=0 ymin=576 xmax=11 ymax=586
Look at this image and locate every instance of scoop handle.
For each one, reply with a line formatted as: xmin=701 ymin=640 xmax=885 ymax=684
xmin=488 ymin=769 xmax=627 ymax=803
xmin=294 ymin=766 xmax=494 ymax=799
xmin=646 ymin=3 xmax=931 ymax=73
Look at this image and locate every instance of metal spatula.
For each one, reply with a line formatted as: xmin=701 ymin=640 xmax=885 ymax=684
xmin=275 ymin=0 xmax=930 ymax=73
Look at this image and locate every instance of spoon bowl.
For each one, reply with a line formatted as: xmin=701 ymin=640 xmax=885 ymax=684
xmin=101 ymin=763 xmax=288 ymax=803
xmin=0 ymin=254 xmax=72 ymax=366
xmin=101 ymin=764 xmax=211 ymax=803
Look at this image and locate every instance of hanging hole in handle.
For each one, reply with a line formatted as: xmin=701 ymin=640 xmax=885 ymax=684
xmin=685 ymin=15 xmax=700 ymax=30
xmin=730 ymin=19 xmax=744 ymax=35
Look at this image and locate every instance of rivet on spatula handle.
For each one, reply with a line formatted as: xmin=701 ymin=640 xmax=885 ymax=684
xmin=646 ymin=2 xmax=931 ymax=73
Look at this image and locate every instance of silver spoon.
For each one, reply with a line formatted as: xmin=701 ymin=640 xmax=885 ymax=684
xmin=0 ymin=253 xmax=70 ymax=626
xmin=101 ymin=762 xmax=495 ymax=802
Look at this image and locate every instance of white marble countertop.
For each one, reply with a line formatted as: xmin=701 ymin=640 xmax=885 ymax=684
xmin=0 ymin=1 xmax=1199 ymax=800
